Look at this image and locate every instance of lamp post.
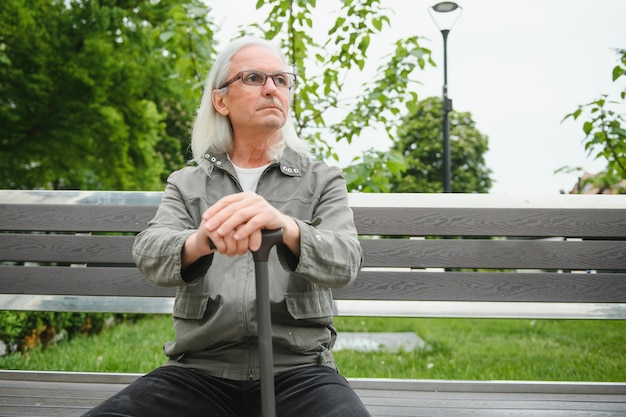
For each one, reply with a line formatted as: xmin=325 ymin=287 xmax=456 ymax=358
xmin=429 ymin=2 xmax=462 ymax=193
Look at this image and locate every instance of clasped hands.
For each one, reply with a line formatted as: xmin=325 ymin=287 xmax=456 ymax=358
xmin=183 ymin=192 xmax=299 ymax=267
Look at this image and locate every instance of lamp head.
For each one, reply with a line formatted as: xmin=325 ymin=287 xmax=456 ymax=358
xmin=432 ymin=2 xmax=459 ymax=12
xmin=429 ymin=2 xmax=463 ymax=32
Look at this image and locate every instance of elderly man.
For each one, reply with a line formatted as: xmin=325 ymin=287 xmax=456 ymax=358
xmin=82 ymin=36 xmax=371 ymax=417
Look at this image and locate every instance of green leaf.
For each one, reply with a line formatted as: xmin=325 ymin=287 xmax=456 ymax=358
xmin=372 ymin=17 xmax=382 ymax=31
xmin=613 ymin=126 xmax=626 ymax=137
xmin=358 ymin=35 xmax=370 ymax=54
xmin=159 ymin=31 xmax=175 ymax=42
xmin=329 ymin=17 xmax=346 ymax=35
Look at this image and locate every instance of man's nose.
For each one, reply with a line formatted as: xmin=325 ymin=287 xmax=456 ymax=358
xmin=262 ymin=76 xmax=279 ymax=94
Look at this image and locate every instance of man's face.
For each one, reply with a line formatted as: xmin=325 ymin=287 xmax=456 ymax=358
xmin=214 ymin=45 xmax=291 ymax=137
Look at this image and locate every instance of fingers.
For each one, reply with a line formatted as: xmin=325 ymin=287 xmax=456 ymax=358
xmin=204 ymin=193 xmax=258 ymax=232
xmin=202 ymin=193 xmax=243 ymax=231
xmin=247 ymin=229 xmax=263 ymax=252
xmin=206 ymin=227 xmax=250 ymax=257
xmin=200 ymin=192 xmax=281 ymax=256
xmin=204 ymin=192 xmax=275 ymax=238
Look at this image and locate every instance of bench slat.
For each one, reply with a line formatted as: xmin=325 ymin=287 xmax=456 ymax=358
xmin=4 ymin=295 xmax=624 ymax=318
xmin=335 ymin=271 xmax=626 ymax=303
xmin=360 ymin=239 xmax=626 ymax=270
xmin=2 ymin=374 xmax=625 ymax=417
xmin=0 ymin=204 xmax=156 ymax=233
xmin=4 ymin=234 xmax=625 ymax=270
xmin=0 ymin=234 xmax=135 ymax=264
xmin=4 ymin=204 xmax=626 ymax=238
xmin=2 ymin=266 xmax=624 ymax=303
xmin=353 ymin=207 xmax=626 ymax=238
xmin=0 ymin=266 xmax=173 ymax=297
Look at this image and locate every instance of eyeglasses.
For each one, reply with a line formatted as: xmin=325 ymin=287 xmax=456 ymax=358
xmin=218 ymin=70 xmax=297 ymax=90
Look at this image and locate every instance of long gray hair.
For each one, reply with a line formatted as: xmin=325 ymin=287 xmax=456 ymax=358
xmin=191 ymin=37 xmax=309 ymax=167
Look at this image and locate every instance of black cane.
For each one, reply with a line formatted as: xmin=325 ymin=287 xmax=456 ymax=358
xmin=252 ymin=229 xmax=283 ymax=417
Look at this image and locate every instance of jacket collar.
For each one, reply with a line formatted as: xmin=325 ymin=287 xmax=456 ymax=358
xmin=201 ymin=147 xmax=304 ymax=178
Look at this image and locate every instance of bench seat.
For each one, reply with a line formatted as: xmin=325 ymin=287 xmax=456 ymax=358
xmin=2 ymin=370 xmax=625 ymax=417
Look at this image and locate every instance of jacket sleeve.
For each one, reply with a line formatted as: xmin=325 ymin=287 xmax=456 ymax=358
xmin=278 ymin=166 xmax=363 ymax=289
xmin=132 ymin=178 xmax=213 ymax=287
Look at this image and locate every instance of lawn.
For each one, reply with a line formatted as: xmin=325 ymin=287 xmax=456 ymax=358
xmin=1 ymin=315 xmax=624 ymax=382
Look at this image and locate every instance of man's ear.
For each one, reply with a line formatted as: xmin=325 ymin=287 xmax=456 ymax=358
xmin=212 ymin=90 xmax=229 ymax=116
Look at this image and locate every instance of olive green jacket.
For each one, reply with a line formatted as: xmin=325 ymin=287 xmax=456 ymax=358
xmin=132 ymin=148 xmax=363 ymax=380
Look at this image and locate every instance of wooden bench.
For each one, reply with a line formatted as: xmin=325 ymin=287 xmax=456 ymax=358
xmin=1 ymin=189 xmax=625 ymax=417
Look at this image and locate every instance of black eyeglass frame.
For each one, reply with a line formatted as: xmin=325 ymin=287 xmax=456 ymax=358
xmin=218 ymin=70 xmax=297 ymax=90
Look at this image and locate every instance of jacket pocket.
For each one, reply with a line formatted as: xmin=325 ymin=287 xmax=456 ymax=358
xmin=173 ymin=288 xmax=210 ymax=320
xmin=284 ymin=290 xmax=335 ymax=352
xmin=285 ymin=290 xmax=334 ymax=320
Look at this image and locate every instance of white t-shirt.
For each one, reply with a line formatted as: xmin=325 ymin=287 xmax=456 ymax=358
xmin=231 ymin=161 xmax=271 ymax=192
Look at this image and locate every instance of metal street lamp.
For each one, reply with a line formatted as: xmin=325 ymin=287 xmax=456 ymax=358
xmin=429 ymin=2 xmax=462 ymax=193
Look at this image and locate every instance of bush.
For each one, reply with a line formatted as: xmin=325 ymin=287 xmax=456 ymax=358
xmin=0 ymin=311 xmax=109 ymax=354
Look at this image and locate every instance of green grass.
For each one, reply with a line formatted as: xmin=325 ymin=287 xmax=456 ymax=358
xmin=333 ymin=317 xmax=626 ymax=381
xmin=1 ymin=315 xmax=624 ymax=382
xmin=0 ymin=315 xmax=174 ymax=373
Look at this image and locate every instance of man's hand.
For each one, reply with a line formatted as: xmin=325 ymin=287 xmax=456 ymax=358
xmin=203 ymin=192 xmax=299 ymax=255
xmin=182 ymin=192 xmax=300 ymax=268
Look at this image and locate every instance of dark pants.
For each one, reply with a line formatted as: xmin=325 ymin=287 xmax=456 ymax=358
xmin=82 ymin=365 xmax=371 ymax=417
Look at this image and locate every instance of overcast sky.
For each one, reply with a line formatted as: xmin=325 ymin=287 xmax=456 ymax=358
xmin=208 ymin=0 xmax=626 ymax=194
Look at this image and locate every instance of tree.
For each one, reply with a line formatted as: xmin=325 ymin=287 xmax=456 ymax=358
xmin=383 ymin=96 xmax=492 ymax=193
xmin=251 ymin=0 xmax=435 ymax=190
xmin=0 ymin=0 xmax=215 ymax=190
xmin=561 ymin=48 xmax=626 ymax=194
xmin=1 ymin=0 xmax=459 ymax=192
xmin=343 ymin=149 xmax=406 ymax=193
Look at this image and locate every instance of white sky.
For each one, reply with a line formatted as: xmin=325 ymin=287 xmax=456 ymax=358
xmin=207 ymin=0 xmax=626 ymax=194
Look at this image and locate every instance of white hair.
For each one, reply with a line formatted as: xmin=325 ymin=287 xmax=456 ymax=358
xmin=191 ymin=37 xmax=309 ymax=168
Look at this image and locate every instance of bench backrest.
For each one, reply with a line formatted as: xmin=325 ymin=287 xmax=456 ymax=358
xmin=1 ymin=190 xmax=626 ymax=319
